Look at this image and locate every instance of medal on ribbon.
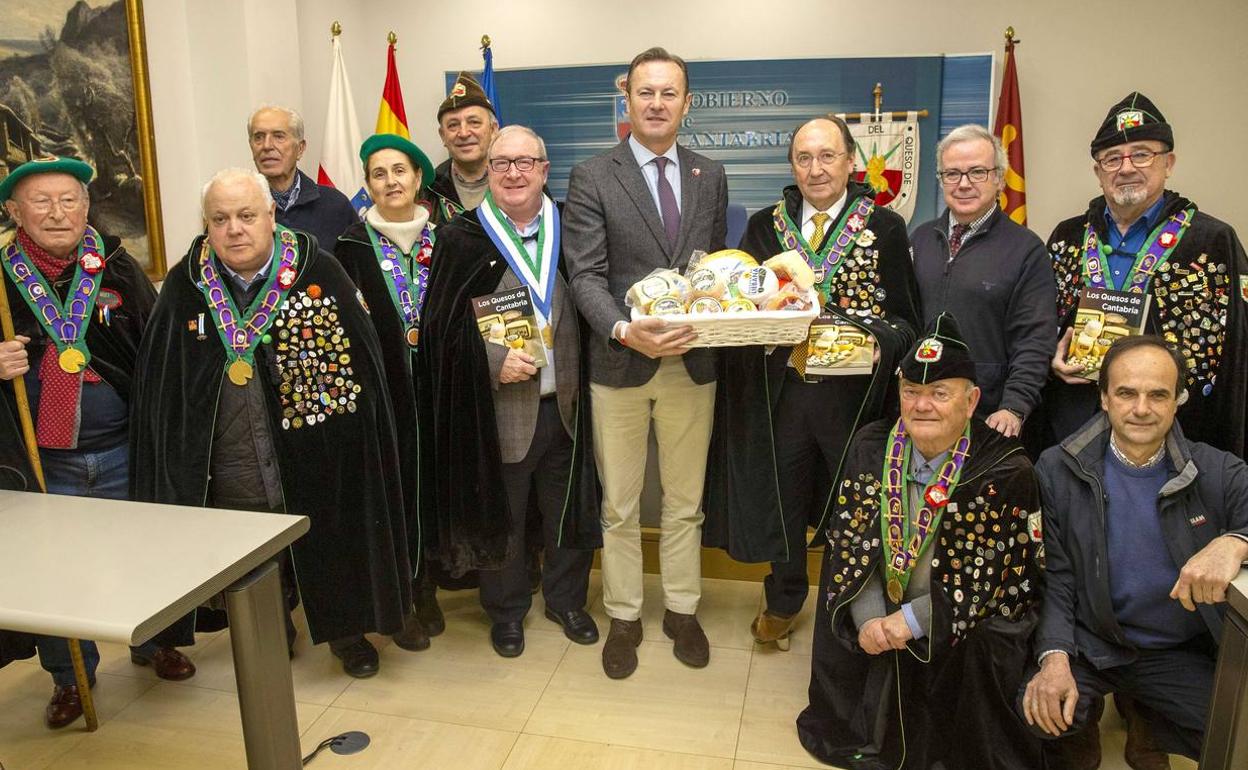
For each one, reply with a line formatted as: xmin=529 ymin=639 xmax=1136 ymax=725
xmin=196 ymin=226 xmax=300 ymax=386
xmin=1081 ymin=207 xmax=1194 ymax=293
xmin=879 ymin=419 xmax=971 ymax=604
xmin=478 ymin=190 xmax=561 ymax=321
xmin=2 ymin=226 xmax=106 ymax=373
xmin=773 ymin=196 xmax=875 ymax=298
xmin=367 ymin=222 xmax=435 ymax=349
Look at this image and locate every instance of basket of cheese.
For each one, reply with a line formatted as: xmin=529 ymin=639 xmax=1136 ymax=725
xmin=626 ymin=249 xmax=821 ymax=347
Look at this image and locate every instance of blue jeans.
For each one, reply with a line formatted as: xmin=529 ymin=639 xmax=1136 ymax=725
xmin=34 ymin=443 xmax=160 ymax=687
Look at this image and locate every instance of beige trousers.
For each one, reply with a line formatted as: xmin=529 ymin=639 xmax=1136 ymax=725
xmin=591 ymin=356 xmax=716 ymax=621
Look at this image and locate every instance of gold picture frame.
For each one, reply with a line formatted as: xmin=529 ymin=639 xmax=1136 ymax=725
xmin=0 ymin=0 xmax=166 ymax=279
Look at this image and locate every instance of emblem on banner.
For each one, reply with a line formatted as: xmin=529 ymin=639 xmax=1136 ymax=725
xmin=613 ymin=73 xmax=630 ymax=140
xmin=838 ymin=112 xmax=921 ymax=224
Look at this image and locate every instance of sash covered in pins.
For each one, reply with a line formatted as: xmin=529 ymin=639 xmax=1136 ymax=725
xmin=2 ymin=225 xmax=107 ymax=373
xmin=1081 ymin=207 xmax=1195 ymax=292
xmin=196 ymin=226 xmax=300 ymax=386
xmin=366 ymin=222 xmax=435 ymax=348
xmin=880 ymin=419 xmax=971 ymax=604
xmin=773 ymin=196 xmax=875 ymax=300
xmin=477 ymin=190 xmax=560 ymax=328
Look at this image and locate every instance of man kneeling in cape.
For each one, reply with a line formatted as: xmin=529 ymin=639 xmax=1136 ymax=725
xmin=797 ymin=313 xmax=1044 ymax=769
xmin=130 ymin=168 xmax=412 ymax=678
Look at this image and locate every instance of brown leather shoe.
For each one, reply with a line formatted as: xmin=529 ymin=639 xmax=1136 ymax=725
xmin=1044 ymin=697 xmax=1104 ymax=770
xmin=45 ymin=684 xmax=87 ymax=729
xmin=663 ymin=610 xmax=710 ymax=668
xmin=601 ymin=619 xmax=642 ymax=679
xmin=131 ymin=646 xmax=196 ymax=681
xmin=1119 ymin=695 xmax=1172 ymax=770
xmin=751 ymin=610 xmax=797 ymax=650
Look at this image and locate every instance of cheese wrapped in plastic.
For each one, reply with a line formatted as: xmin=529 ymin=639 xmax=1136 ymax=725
xmin=734 ymin=265 xmax=780 ymax=304
xmin=764 ymin=250 xmax=817 ymax=291
xmin=685 ymin=267 xmax=727 ymax=301
xmin=626 ymin=269 xmax=688 ymax=310
xmin=696 ymin=249 xmax=758 ymax=285
xmin=760 ymin=284 xmax=815 ymax=312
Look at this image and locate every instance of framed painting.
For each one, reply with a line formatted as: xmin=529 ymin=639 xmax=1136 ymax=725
xmin=0 ymin=0 xmax=166 ymax=279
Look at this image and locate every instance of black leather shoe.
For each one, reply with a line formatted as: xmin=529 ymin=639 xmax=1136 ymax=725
xmin=391 ymin=608 xmax=431 ymax=652
xmin=415 ymin=587 xmax=445 ymax=637
xmin=330 ymin=637 xmax=379 ymax=678
xmin=545 ymin=607 xmax=599 ymax=644
xmin=490 ymin=621 xmax=525 ymax=658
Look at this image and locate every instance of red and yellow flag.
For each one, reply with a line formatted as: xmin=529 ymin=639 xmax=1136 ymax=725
xmin=376 ymin=35 xmax=409 ymax=138
xmin=993 ymin=33 xmax=1026 ymax=225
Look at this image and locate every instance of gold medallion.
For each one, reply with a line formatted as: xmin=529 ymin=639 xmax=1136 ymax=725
xmin=541 ymin=325 xmax=554 ymax=348
xmin=887 ymin=577 xmax=903 ymax=604
xmin=58 ymin=348 xmax=87 ymax=373
xmin=227 ymin=359 xmax=254 ymax=386
xmin=405 ymin=325 xmax=420 ymax=348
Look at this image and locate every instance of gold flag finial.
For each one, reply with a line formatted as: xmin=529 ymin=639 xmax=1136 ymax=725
xmin=481 ymin=34 xmax=491 ymax=49
xmin=1004 ymin=26 xmax=1020 ymax=45
xmin=388 ymin=31 xmax=397 ymax=46
xmin=331 ymin=21 xmax=341 ymax=37
xmin=873 ymin=82 xmax=883 ymax=117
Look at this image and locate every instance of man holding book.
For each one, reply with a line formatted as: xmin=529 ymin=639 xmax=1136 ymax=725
xmin=1043 ymin=93 xmax=1248 ymax=457
xmin=418 ymin=125 xmax=600 ymax=659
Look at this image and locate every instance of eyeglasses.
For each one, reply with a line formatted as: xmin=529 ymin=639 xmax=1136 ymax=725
xmin=793 ymin=151 xmax=848 ymax=169
xmin=23 ymin=195 xmax=85 ymax=214
xmin=1095 ymin=149 xmax=1169 ymax=172
xmin=936 ymin=167 xmax=998 ymax=186
xmin=488 ymin=157 xmax=545 ymax=173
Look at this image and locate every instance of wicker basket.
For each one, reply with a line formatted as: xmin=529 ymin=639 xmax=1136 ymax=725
xmin=630 ymin=289 xmax=820 ymax=347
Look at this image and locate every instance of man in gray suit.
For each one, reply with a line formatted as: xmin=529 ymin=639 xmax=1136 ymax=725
xmin=563 ymin=47 xmax=729 ymax=679
xmin=419 ymin=125 xmax=600 ymax=659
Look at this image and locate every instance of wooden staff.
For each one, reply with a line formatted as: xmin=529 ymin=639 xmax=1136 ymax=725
xmin=0 ymin=254 xmax=99 ymax=731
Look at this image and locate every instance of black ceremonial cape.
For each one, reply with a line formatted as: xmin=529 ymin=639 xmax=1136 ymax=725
xmin=0 ymin=386 xmax=36 ymax=667
xmin=797 ymin=418 xmax=1044 ymax=770
xmin=417 ymin=208 xmax=600 ymax=578
xmin=334 ymin=220 xmax=424 ymax=573
xmin=130 ymin=232 xmax=411 ymax=643
xmin=1039 ymin=191 xmax=1248 ymax=456
xmin=703 ymin=182 xmax=921 ymax=562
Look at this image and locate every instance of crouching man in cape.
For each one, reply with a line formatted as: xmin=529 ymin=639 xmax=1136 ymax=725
xmin=797 ymin=313 xmax=1044 ymax=769
xmin=130 ymin=168 xmax=412 ymax=678
xmin=418 ymin=126 xmax=601 ymax=657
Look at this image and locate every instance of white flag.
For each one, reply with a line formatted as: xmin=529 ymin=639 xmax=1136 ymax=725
xmin=317 ymin=35 xmax=369 ymax=217
xmin=836 ymin=111 xmax=921 ymax=224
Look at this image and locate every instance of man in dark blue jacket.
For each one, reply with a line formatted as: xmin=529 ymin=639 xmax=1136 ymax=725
xmin=248 ymin=105 xmax=359 ymax=249
xmin=911 ymin=124 xmax=1054 ymax=438
xmin=1024 ymin=335 xmax=1248 ymax=767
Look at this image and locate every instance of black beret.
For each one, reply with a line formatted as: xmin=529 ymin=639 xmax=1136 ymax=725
xmin=1090 ymin=92 xmax=1173 ymax=157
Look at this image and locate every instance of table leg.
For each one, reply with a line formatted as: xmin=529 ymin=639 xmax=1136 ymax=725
xmin=225 ymin=559 xmax=302 ymax=769
xmin=67 ymin=638 xmax=98 ymax=731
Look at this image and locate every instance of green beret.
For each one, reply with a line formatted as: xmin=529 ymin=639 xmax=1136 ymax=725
xmin=359 ymin=133 xmax=435 ymax=188
xmin=0 ymin=156 xmax=95 ymax=205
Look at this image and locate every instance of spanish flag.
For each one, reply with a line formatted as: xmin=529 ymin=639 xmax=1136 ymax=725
xmin=993 ymin=32 xmax=1026 ymax=225
xmin=376 ymin=34 xmax=409 ymax=138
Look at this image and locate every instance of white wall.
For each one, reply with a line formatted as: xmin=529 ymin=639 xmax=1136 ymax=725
xmin=145 ymin=0 xmax=1248 ymax=269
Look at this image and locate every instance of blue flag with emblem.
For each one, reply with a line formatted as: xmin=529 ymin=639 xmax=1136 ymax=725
xmin=481 ymin=35 xmax=501 ymax=125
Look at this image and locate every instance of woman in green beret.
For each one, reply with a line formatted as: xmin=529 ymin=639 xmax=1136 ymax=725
xmin=335 ymin=133 xmax=441 ymax=653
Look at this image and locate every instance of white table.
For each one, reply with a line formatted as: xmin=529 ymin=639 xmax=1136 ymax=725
xmin=1205 ymin=569 xmax=1248 ymax=768
xmin=0 ymin=490 xmax=309 ymax=769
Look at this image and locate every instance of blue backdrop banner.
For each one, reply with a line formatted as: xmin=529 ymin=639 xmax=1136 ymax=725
xmin=449 ymin=54 xmax=991 ymax=230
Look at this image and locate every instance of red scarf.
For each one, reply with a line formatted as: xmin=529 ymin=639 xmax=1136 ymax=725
xmin=15 ymin=229 xmax=101 ymax=450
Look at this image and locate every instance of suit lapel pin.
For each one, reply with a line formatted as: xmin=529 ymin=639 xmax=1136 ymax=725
xmin=692 ymin=167 xmax=701 ymax=177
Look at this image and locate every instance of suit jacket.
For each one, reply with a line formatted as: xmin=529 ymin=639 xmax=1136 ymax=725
xmin=485 ymin=264 xmax=580 ymax=464
xmin=563 ymin=139 xmax=728 ymax=387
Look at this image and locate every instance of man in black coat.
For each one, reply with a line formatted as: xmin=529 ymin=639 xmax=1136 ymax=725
xmin=0 ymin=156 xmax=196 ymax=728
xmin=248 ymin=105 xmax=359 ymax=248
xmin=418 ymin=126 xmax=601 ymax=658
xmin=1023 ymin=335 xmax=1248 ymax=768
xmin=1043 ymin=93 xmax=1248 ymax=458
xmin=131 ymin=168 xmax=412 ymax=679
xmin=797 ymin=313 xmax=1044 ymax=770
xmin=910 ymin=124 xmax=1054 ymax=436
xmin=426 ymin=73 xmax=498 ymax=227
xmin=704 ymin=116 xmax=921 ymax=650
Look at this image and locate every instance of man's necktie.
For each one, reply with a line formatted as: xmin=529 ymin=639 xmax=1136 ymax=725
xmin=949 ymin=223 xmax=970 ymax=258
xmin=789 ymin=212 xmax=834 ymax=377
xmin=653 ymin=156 xmax=681 ymax=247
